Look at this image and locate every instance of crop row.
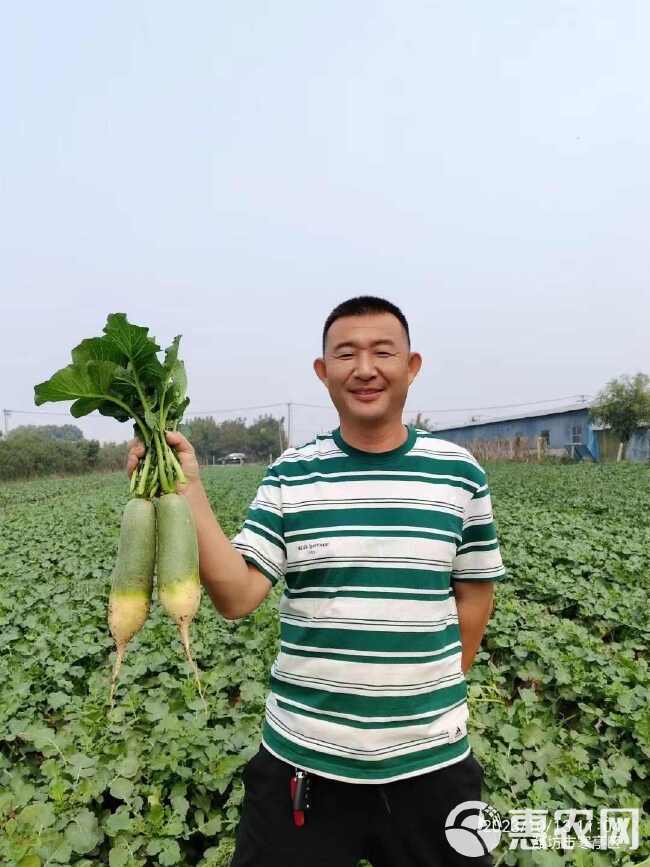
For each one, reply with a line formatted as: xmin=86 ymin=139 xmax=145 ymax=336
xmin=0 ymin=463 xmax=648 ymax=866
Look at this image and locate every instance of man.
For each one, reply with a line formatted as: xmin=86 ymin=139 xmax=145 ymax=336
xmin=127 ymin=296 xmax=506 ymax=866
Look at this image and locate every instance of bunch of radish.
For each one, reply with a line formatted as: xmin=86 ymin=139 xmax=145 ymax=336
xmin=34 ymin=313 xmax=204 ymax=708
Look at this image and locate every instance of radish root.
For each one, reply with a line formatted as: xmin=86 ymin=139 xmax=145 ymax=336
xmin=179 ymin=620 xmax=207 ymax=713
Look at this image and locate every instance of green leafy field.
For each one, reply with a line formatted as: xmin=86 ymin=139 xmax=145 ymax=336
xmin=1 ymin=463 xmax=648 ymax=866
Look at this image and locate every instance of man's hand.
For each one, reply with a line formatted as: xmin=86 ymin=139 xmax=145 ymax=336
xmin=126 ymin=431 xmax=201 ymax=492
xmin=126 ymin=437 xmax=145 ymax=479
xmin=452 ymin=581 xmax=495 ymax=676
xmin=164 ymin=431 xmax=201 ymax=491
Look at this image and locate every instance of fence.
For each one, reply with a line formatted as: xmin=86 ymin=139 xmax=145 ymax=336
xmin=463 ymin=435 xmax=564 ymax=463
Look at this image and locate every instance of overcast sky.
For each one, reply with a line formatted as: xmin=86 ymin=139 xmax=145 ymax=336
xmin=2 ymin=2 xmax=648 ymax=444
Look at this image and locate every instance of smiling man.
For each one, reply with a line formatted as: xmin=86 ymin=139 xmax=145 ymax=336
xmin=127 ymin=296 xmax=506 ymax=866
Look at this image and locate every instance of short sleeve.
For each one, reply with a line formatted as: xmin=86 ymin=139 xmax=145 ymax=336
xmin=231 ymin=464 xmax=286 ymax=587
xmin=451 ymin=476 xmax=506 ymax=583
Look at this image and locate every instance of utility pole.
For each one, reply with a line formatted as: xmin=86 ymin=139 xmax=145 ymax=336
xmin=287 ymin=401 xmax=292 ymax=448
xmin=277 ymin=415 xmax=284 ymax=453
xmin=2 ymin=409 xmax=10 ymax=437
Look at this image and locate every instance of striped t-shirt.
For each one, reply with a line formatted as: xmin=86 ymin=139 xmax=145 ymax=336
xmin=231 ymin=423 xmax=506 ymax=785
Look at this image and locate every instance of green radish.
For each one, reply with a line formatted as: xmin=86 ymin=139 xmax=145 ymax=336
xmin=108 ymin=497 xmax=156 ymax=705
xmin=156 ymin=492 xmax=205 ymax=708
xmin=33 ymin=313 xmax=201 ymax=708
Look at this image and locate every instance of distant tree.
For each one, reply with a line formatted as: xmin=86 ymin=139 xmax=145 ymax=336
xmin=246 ymin=414 xmax=286 ymax=462
xmin=0 ymin=428 xmax=131 ymax=480
xmin=8 ymin=423 xmax=84 ymax=441
xmin=409 ymin=412 xmax=432 ymax=431
xmin=0 ymin=430 xmax=97 ymax=479
xmin=180 ymin=417 xmax=220 ymax=463
xmin=79 ymin=439 xmax=100 ymax=467
xmin=590 ymin=372 xmax=650 ymax=462
xmin=180 ymin=416 xmax=248 ymax=463
xmin=97 ymin=442 xmax=129 ymax=472
xmin=181 ymin=415 xmax=287 ymax=464
xmin=217 ymin=418 xmax=248 ymax=456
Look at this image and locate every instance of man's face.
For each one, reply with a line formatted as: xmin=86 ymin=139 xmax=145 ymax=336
xmin=313 ymin=313 xmax=422 ymax=425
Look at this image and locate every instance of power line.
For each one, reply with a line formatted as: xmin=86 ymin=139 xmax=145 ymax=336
xmin=407 ymin=394 xmax=592 ymax=414
xmin=3 ymin=393 xmax=592 ymax=423
xmin=5 ymin=408 xmax=80 ymax=417
xmin=186 ymin=402 xmax=285 ymax=416
xmin=291 ymin=394 xmax=591 ymax=414
xmin=4 ymin=403 xmax=287 ymax=418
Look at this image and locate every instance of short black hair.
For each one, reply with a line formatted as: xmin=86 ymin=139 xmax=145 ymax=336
xmin=322 ymin=296 xmax=410 ymax=354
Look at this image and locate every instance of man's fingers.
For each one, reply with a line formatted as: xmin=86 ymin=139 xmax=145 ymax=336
xmin=126 ymin=437 xmax=145 ymax=479
xmin=127 ymin=454 xmax=139 ymax=478
xmin=126 ymin=433 xmax=194 ymax=479
xmin=165 ymin=430 xmax=193 ymax=453
xmin=127 ymin=440 xmax=145 ymax=459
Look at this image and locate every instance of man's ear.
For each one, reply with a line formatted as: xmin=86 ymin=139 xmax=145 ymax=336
xmin=313 ymin=357 xmax=327 ymax=386
xmin=407 ymin=352 xmax=422 ymax=386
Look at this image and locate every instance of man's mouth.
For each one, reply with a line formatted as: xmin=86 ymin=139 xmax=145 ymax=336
xmin=350 ymin=388 xmax=384 ymax=400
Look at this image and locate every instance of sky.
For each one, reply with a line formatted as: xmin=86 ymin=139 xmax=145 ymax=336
xmin=1 ymin=2 xmax=648 ymax=445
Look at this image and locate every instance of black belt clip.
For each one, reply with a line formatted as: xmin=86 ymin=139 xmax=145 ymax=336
xmin=290 ymin=767 xmax=312 ymax=826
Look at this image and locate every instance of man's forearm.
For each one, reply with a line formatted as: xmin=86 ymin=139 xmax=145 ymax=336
xmin=181 ymin=482 xmax=249 ymax=618
xmin=455 ymin=590 xmax=494 ymax=675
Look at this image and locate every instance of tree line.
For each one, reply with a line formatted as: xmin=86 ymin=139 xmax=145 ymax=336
xmin=0 ymin=414 xmax=287 ymax=481
xmin=0 ymin=425 xmax=128 ymax=481
xmin=178 ymin=414 xmax=287 ymax=464
xmin=3 ymin=373 xmax=647 ymax=480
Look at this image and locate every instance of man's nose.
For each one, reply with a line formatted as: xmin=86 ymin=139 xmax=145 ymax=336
xmin=354 ymin=353 xmax=378 ymax=377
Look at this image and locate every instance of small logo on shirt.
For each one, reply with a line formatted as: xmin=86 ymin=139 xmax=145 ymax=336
xmin=448 ymin=723 xmax=466 ymax=744
xmin=296 ymin=541 xmax=330 ymax=553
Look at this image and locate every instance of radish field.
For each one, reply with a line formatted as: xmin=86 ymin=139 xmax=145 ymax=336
xmin=1 ymin=463 xmax=649 ymax=866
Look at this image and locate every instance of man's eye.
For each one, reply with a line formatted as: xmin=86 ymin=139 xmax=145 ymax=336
xmin=376 ymin=352 xmax=391 ymax=357
xmin=337 ymin=353 xmax=353 ymax=359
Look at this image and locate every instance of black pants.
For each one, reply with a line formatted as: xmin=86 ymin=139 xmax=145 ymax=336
xmin=230 ymin=744 xmax=494 ymax=867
